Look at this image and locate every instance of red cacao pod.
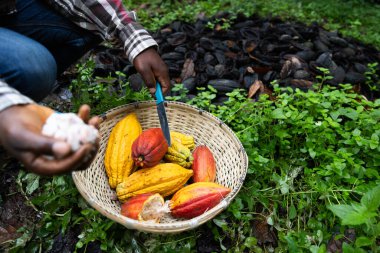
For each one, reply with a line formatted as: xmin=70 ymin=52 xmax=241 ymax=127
xmin=132 ymin=128 xmax=168 ymax=167
xmin=192 ymin=145 xmax=216 ymax=182
xmin=169 ymin=182 xmax=231 ymax=219
xmin=120 ymin=193 xmax=165 ymax=222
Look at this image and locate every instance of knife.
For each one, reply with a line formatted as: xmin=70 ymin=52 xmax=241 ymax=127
xmin=155 ymin=82 xmax=171 ymax=146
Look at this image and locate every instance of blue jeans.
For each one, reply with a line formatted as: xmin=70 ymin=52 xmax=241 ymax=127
xmin=0 ymin=0 xmax=100 ymax=101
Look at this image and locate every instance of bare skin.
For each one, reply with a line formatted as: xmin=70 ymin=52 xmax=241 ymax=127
xmin=0 ymin=47 xmax=169 ymax=176
xmin=0 ymin=104 xmax=100 ymax=176
xmin=133 ymin=47 xmax=170 ymax=95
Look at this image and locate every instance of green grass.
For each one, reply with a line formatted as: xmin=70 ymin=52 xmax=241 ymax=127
xmin=7 ymin=66 xmax=380 ymax=253
xmin=124 ymin=0 xmax=380 ymax=49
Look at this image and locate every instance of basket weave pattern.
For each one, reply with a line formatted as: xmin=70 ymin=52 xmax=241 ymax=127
xmin=72 ymin=101 xmax=248 ymax=233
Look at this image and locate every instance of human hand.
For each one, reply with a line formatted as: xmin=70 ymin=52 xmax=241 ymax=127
xmin=0 ymin=104 xmax=100 ymax=176
xmin=133 ymin=47 xmax=170 ymax=95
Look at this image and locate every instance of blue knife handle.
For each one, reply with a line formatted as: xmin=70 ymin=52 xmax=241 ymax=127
xmin=155 ymin=82 xmax=164 ymax=104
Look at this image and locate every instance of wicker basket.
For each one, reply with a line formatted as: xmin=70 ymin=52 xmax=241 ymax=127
xmin=72 ymin=101 xmax=248 ymax=234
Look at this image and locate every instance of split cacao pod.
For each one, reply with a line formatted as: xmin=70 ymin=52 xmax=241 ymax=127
xmin=132 ymin=128 xmax=168 ymax=167
xmin=104 ymin=113 xmax=142 ymax=189
xmin=29 ymin=104 xmax=54 ymax=121
xmin=120 ymin=193 xmax=166 ymax=222
xmin=192 ymin=145 xmax=216 ymax=182
xmin=116 ymin=163 xmax=193 ymax=202
xmin=170 ymin=182 xmax=231 ymax=219
xmin=170 ymin=131 xmax=195 ymax=150
xmin=165 ymin=141 xmax=193 ymax=168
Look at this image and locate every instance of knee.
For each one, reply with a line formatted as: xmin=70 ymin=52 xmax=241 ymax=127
xmin=14 ymin=47 xmax=57 ymax=102
xmin=0 ymin=28 xmax=58 ymax=101
xmin=4 ymin=44 xmax=57 ymax=102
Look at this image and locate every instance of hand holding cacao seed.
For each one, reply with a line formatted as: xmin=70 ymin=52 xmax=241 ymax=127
xmin=0 ymin=104 xmax=100 ymax=176
xmin=133 ymin=47 xmax=170 ymax=95
xmin=42 ymin=112 xmax=99 ymax=151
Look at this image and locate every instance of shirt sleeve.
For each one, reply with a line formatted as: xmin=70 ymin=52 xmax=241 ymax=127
xmin=0 ymin=80 xmax=34 ymax=112
xmin=46 ymin=0 xmax=158 ymax=63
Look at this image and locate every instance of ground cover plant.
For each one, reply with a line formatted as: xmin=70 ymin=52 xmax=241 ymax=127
xmin=1 ymin=0 xmax=380 ymax=252
xmin=6 ymin=64 xmax=380 ymax=253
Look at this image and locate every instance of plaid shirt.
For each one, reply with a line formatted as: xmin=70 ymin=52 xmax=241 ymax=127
xmin=0 ymin=0 xmax=157 ymax=112
xmin=0 ymin=80 xmax=34 ymax=112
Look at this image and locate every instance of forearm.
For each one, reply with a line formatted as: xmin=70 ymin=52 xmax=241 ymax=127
xmin=45 ymin=0 xmax=158 ymax=62
xmin=0 ymin=80 xmax=34 ymax=113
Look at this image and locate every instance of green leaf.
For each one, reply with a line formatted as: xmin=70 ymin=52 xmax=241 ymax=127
xmin=284 ymin=234 xmax=298 ymax=253
xmin=342 ymin=242 xmax=355 ymax=253
xmin=352 ymin=128 xmax=361 ymax=137
xmin=361 ymin=184 xmax=380 ymax=212
xmin=309 ymin=148 xmax=316 ymax=159
xmin=25 ymin=173 xmax=40 ymax=195
xmin=267 ymin=216 xmax=274 ymax=226
xmin=310 ymin=244 xmax=327 ymax=253
xmin=271 ymin=108 xmax=287 ymax=119
xmin=289 ymin=204 xmax=297 ymax=219
xmin=328 ymin=204 xmax=376 ymax=225
xmin=275 ymin=129 xmax=291 ymax=138
xmin=244 ymin=237 xmax=257 ymax=248
xmin=101 ymin=243 xmax=108 ymax=251
xmin=76 ymin=241 xmax=83 ymax=249
xmin=330 ymin=110 xmax=340 ymax=120
xmin=355 ymin=236 xmax=373 ymax=247
xmin=370 ymin=133 xmax=379 ymax=149
xmin=343 ymin=108 xmax=359 ymax=120
xmin=61 ymin=209 xmax=72 ymax=234
xmin=255 ymin=155 xmax=269 ymax=164
xmin=213 ymin=218 xmax=228 ymax=230
xmin=54 ymin=176 xmax=67 ymax=186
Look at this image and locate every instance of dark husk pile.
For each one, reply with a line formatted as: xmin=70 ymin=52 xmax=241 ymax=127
xmin=93 ymin=12 xmax=380 ymax=102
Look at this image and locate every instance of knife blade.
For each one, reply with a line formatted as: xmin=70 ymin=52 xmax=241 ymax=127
xmin=155 ymin=82 xmax=171 ymax=146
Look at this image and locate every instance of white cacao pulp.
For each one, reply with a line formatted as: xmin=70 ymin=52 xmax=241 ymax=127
xmin=42 ymin=113 xmax=99 ymax=151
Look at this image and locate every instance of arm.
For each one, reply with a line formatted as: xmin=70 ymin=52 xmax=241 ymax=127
xmin=46 ymin=0 xmax=170 ymax=94
xmin=0 ymin=80 xmax=100 ymax=176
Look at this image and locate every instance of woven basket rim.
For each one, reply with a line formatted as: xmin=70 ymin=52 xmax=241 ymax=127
xmin=72 ymin=100 xmax=248 ymax=233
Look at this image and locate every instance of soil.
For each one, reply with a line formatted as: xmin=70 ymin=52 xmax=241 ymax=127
xmin=0 ymin=153 xmax=38 ymax=248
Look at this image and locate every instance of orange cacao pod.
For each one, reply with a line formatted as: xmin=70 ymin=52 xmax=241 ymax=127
xmin=169 ymin=182 xmax=231 ymax=219
xmin=192 ymin=145 xmax=216 ymax=182
xmin=132 ymin=128 xmax=168 ymax=167
xmin=120 ymin=193 xmax=166 ymax=222
xmin=28 ymin=104 xmax=54 ymax=122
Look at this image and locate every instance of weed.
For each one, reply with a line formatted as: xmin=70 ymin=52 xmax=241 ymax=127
xmin=365 ymin=62 xmax=380 ymax=92
xmin=69 ymin=60 xmax=152 ymax=115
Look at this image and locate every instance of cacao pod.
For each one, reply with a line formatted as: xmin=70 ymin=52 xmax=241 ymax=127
xmin=28 ymin=104 xmax=54 ymax=121
xmin=120 ymin=193 xmax=166 ymax=222
xmin=208 ymin=79 xmax=241 ymax=93
xmin=104 ymin=113 xmax=142 ymax=189
xmin=132 ymin=128 xmax=168 ymax=167
xmin=170 ymin=131 xmax=195 ymax=150
xmin=165 ymin=141 xmax=193 ymax=168
xmin=192 ymin=145 xmax=216 ymax=182
xmin=170 ymin=182 xmax=231 ymax=219
xmin=116 ymin=163 xmax=193 ymax=202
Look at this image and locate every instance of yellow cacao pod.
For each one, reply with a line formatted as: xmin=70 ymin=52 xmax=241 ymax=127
xmin=104 ymin=113 xmax=142 ymax=189
xmin=170 ymin=131 xmax=195 ymax=150
xmin=165 ymin=141 xmax=193 ymax=168
xmin=116 ymin=163 xmax=193 ymax=202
